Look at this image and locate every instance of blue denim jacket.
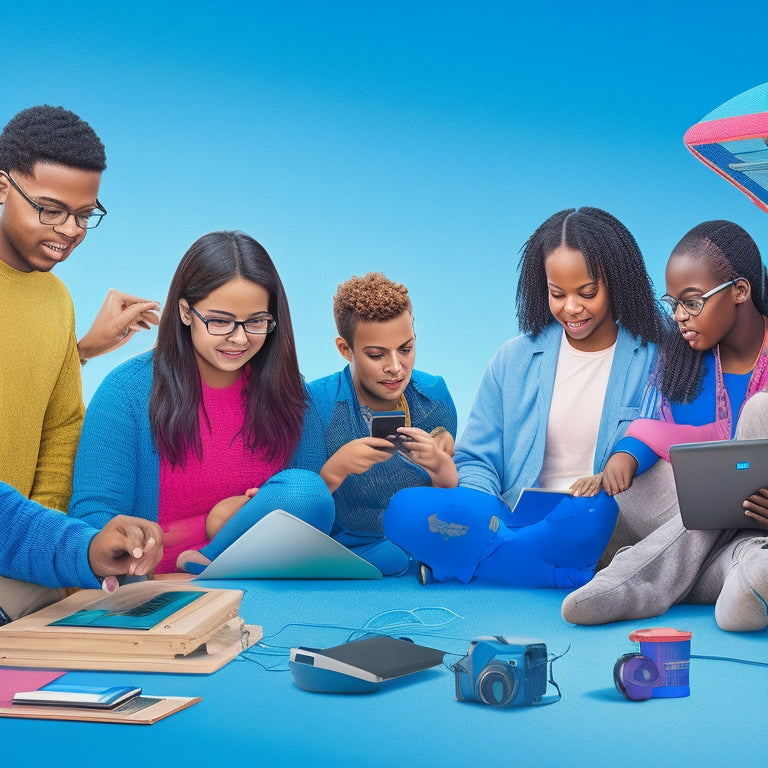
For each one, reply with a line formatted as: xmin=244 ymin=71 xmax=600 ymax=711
xmin=455 ymin=323 xmax=657 ymax=506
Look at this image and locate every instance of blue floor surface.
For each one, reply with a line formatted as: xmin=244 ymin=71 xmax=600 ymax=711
xmin=4 ymin=576 xmax=766 ymax=766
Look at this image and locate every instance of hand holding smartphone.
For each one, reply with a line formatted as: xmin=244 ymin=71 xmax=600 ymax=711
xmin=370 ymin=412 xmax=412 ymax=452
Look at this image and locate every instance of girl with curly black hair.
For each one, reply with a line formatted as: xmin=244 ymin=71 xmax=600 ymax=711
xmin=386 ymin=207 xmax=663 ymax=587
xmin=564 ymin=220 xmax=768 ymax=632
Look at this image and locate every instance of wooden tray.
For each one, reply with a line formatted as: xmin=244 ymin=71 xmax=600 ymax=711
xmin=0 ymin=581 xmax=262 ymax=673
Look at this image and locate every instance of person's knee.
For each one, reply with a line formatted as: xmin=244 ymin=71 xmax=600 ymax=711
xmin=736 ymin=392 xmax=768 ymax=440
xmin=615 ymin=460 xmax=678 ymax=541
xmin=384 ymin=486 xmax=449 ymax=544
xmin=260 ymin=469 xmax=335 ymax=533
xmin=360 ymin=539 xmax=410 ymax=577
xmin=542 ymin=493 xmax=618 ymax=550
xmin=266 ymin=467 xmax=321 ymax=492
xmin=384 ymin=488 xmax=425 ymax=536
xmin=0 ymin=577 xmax=65 ymax=621
xmin=384 ymin=487 xmax=420 ymax=530
xmin=385 ymin=486 xmax=499 ymax=548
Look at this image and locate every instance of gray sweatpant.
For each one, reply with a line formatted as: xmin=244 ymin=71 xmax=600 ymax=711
xmin=562 ymin=391 xmax=768 ymax=624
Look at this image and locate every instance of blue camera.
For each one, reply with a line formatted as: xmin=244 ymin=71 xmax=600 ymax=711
xmin=453 ymin=636 xmax=548 ymax=707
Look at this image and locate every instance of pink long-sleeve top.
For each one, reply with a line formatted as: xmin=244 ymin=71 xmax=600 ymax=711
xmin=157 ymin=374 xmax=285 ymax=572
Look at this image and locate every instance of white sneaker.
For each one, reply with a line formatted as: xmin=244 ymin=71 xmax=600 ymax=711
xmin=715 ymin=537 xmax=768 ymax=632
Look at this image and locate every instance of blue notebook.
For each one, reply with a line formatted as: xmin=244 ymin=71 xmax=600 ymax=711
xmin=507 ymin=488 xmax=573 ymax=528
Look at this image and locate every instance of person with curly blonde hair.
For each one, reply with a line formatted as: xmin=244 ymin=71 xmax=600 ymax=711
xmin=290 ymin=272 xmax=458 ymax=576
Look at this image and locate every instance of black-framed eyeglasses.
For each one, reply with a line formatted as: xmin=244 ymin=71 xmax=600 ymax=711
xmin=660 ymin=280 xmax=738 ymax=318
xmin=190 ymin=306 xmax=277 ymax=336
xmin=2 ymin=171 xmax=107 ymax=230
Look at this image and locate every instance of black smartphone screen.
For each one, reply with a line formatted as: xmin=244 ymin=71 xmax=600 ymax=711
xmin=370 ymin=412 xmax=406 ymax=440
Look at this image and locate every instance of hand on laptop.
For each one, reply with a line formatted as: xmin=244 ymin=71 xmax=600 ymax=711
xmin=743 ymin=487 xmax=768 ymax=529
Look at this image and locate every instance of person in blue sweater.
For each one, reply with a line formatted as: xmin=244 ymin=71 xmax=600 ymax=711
xmin=290 ymin=272 xmax=458 ymax=576
xmin=384 ymin=207 xmax=665 ymax=586
xmin=68 ymin=231 xmax=334 ymax=576
xmin=563 ymin=220 xmax=768 ymax=631
xmin=0 ymin=482 xmax=162 ymax=624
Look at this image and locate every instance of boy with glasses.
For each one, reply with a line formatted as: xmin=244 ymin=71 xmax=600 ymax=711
xmin=0 ymin=105 xmax=160 ymax=619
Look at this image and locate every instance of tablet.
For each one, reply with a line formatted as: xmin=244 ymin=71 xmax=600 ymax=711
xmin=669 ymin=439 xmax=768 ymax=530
xmin=13 ymin=684 xmax=141 ymax=709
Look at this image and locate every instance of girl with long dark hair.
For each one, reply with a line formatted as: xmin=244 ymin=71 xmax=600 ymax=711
xmin=385 ymin=207 xmax=664 ymax=586
xmin=70 ymin=231 xmax=333 ymax=573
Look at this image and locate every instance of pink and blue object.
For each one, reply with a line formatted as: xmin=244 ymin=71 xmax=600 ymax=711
xmin=614 ymin=627 xmax=692 ymax=701
xmin=684 ymin=82 xmax=768 ymax=213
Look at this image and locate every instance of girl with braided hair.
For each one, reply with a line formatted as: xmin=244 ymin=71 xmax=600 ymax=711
xmin=563 ymin=220 xmax=768 ymax=631
xmin=385 ymin=207 xmax=664 ymax=586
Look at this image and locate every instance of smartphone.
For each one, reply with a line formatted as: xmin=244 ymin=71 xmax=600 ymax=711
xmin=13 ymin=684 xmax=142 ymax=709
xmin=370 ymin=412 xmax=406 ymax=441
xmin=370 ymin=411 xmax=414 ymax=452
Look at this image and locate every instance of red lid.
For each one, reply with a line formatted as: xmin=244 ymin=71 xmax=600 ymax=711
xmin=629 ymin=627 xmax=692 ymax=642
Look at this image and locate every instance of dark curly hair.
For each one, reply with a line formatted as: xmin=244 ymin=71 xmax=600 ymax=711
xmin=333 ymin=272 xmax=412 ymax=346
xmin=0 ymin=105 xmax=106 ymax=175
xmin=655 ymin=220 xmax=768 ymax=404
xmin=516 ymin=207 xmax=665 ymax=347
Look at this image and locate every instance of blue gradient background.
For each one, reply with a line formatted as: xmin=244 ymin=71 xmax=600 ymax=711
xmin=3 ymin=2 xmax=767 ymax=428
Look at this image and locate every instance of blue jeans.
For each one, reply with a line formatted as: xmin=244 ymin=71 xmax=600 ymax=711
xmin=384 ymin=486 xmax=618 ymax=586
xmin=200 ymin=469 xmax=335 ymax=561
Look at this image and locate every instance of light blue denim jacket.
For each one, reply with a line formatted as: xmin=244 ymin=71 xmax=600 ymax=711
xmin=455 ymin=323 xmax=657 ymax=506
xmin=291 ymin=366 xmax=457 ymax=536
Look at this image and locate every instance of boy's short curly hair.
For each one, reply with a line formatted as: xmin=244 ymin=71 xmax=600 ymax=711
xmin=333 ymin=272 xmax=413 ymax=345
xmin=0 ymin=105 xmax=106 ymax=176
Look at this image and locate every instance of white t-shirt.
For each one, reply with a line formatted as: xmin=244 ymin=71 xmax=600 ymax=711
xmin=538 ymin=331 xmax=616 ymax=490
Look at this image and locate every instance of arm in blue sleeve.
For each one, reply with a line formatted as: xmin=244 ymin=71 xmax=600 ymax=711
xmin=289 ymin=392 xmax=329 ymax=473
xmin=69 ymin=368 xmax=146 ymax=529
xmin=610 ymin=436 xmax=659 ymax=475
xmin=1 ymin=482 xmax=99 ymax=588
xmin=454 ymin=362 xmax=505 ymax=497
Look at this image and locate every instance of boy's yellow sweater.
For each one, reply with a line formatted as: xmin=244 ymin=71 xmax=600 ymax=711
xmin=0 ymin=259 xmax=84 ymax=512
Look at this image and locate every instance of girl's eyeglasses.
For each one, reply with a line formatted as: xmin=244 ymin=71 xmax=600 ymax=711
xmin=190 ymin=306 xmax=276 ymax=335
xmin=660 ymin=280 xmax=738 ymax=317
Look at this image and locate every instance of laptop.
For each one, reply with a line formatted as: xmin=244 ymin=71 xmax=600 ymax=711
xmin=289 ymin=635 xmax=446 ymax=693
xmin=669 ymin=439 xmax=768 ymax=530
xmin=195 ymin=509 xmax=382 ymax=580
